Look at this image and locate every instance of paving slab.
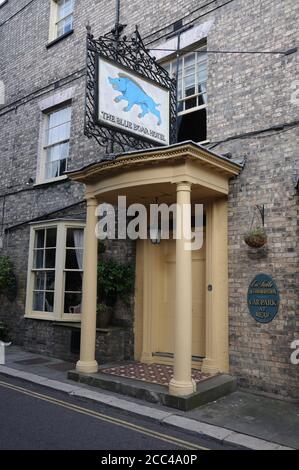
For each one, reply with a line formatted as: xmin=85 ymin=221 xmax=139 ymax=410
xmin=184 ymin=390 xmax=299 ymax=449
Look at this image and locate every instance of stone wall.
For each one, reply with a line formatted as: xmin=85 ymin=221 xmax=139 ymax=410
xmin=23 ymin=320 xmax=129 ymax=364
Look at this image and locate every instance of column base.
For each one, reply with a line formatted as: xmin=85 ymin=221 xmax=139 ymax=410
xmin=140 ymin=352 xmax=154 ymax=364
xmin=201 ymin=358 xmax=221 ymax=374
xmin=76 ymin=359 xmax=98 ymax=374
xmin=169 ymin=378 xmax=196 ymax=397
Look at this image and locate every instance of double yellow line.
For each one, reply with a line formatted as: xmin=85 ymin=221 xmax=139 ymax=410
xmin=0 ymin=379 xmax=208 ymax=450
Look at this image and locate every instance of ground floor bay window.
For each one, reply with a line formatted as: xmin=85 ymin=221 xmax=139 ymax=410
xmin=25 ymin=219 xmax=85 ymax=321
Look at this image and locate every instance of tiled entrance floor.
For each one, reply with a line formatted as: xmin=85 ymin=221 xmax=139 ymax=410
xmin=101 ymin=362 xmax=213 ymax=386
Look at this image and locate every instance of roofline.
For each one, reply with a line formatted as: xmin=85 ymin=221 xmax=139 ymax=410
xmin=66 ymin=141 xmax=243 ymax=178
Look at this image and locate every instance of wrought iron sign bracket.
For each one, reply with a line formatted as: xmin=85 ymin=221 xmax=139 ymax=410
xmin=84 ymin=24 xmax=177 ymax=153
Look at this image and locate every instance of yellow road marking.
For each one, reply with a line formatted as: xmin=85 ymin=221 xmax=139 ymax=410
xmin=0 ymin=379 xmax=208 ymax=450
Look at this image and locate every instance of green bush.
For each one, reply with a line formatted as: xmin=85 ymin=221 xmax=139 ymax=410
xmin=0 ymin=321 xmax=9 ymax=342
xmin=0 ymin=256 xmax=15 ymax=296
xmin=97 ymin=259 xmax=135 ymax=306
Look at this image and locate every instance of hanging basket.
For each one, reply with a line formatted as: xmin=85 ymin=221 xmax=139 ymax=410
xmin=244 ymin=227 xmax=267 ymax=248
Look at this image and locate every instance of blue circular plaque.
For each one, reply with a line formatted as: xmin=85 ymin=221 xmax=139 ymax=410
xmin=247 ymin=274 xmax=280 ymax=323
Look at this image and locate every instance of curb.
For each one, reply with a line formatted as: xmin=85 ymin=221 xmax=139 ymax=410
xmin=0 ymin=365 xmax=294 ymax=451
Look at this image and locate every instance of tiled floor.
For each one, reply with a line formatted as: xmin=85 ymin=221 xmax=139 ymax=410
xmin=101 ymin=362 xmax=213 ymax=386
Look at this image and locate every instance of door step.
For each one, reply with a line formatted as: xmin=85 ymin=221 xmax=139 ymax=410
xmin=68 ymin=368 xmax=237 ymax=411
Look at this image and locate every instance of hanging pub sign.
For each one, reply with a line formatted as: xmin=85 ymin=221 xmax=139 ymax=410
xmin=84 ymin=25 xmax=176 ymax=151
xmin=247 ymin=273 xmax=280 ymax=324
xmin=96 ymin=58 xmax=170 ymax=146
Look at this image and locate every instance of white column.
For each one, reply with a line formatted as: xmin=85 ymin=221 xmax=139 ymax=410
xmin=76 ymin=197 xmax=99 ymax=374
xmin=169 ymin=182 xmax=196 ymax=396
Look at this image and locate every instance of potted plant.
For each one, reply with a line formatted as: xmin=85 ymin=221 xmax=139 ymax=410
xmin=96 ymin=303 xmax=113 ymax=328
xmin=244 ymin=226 xmax=267 ymax=248
xmin=96 ymin=259 xmax=135 ymax=328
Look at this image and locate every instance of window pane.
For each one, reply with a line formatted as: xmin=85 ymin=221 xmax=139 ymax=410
xmin=45 ymin=143 xmax=69 ymax=179
xmin=33 ymin=292 xmax=44 ymax=311
xmin=58 ymin=0 xmax=74 ymax=20
xmin=185 ymin=76 xmax=196 ymax=98
xmin=35 ymin=230 xmax=45 ymax=248
xmin=184 ymin=53 xmax=195 ymax=68
xmin=34 ymin=272 xmax=46 ymax=290
xmin=59 ymin=158 xmax=67 ymax=175
xmin=64 ymin=292 xmax=82 ymax=314
xmin=34 ymin=249 xmax=44 ymax=269
xmin=197 ymin=68 xmax=207 ymax=85
xmin=46 ymin=144 xmax=60 ymax=163
xmin=65 ymin=249 xmax=81 ymax=269
xmin=66 ymin=228 xmax=84 ymax=248
xmin=45 ymin=292 xmax=54 ymax=312
xmin=57 ymin=15 xmax=73 ymax=37
xmin=47 ymin=107 xmax=71 ymax=145
xmin=46 ymin=271 xmax=56 ymax=290
xmin=45 ymin=249 xmax=56 ymax=268
xmin=45 ymin=162 xmax=59 ymax=180
xmin=46 ymin=228 xmax=57 ymax=247
xmin=47 ymin=121 xmax=71 ymax=146
xmin=185 ymin=96 xmax=197 ymax=110
xmin=65 ymin=271 xmax=82 ymax=292
xmin=64 ymin=16 xmax=73 ymax=34
xmin=49 ymin=107 xmax=71 ymax=128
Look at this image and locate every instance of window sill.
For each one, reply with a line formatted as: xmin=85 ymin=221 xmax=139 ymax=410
xmin=25 ymin=314 xmax=81 ymax=322
xmin=46 ymin=29 xmax=74 ymax=49
xmin=34 ymin=175 xmax=68 ymax=188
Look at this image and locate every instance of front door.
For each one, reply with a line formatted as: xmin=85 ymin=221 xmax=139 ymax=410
xmin=153 ymin=236 xmax=206 ymax=364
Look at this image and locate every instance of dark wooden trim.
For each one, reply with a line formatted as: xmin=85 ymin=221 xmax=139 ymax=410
xmin=46 ymin=29 xmax=74 ymax=49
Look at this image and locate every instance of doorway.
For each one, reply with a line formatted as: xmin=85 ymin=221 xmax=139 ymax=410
xmin=135 ymin=235 xmax=206 ymax=369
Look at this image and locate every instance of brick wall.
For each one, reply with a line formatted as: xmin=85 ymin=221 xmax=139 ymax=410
xmin=0 ymin=0 xmax=298 ymax=397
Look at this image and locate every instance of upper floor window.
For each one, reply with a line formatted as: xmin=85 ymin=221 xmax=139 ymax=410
xmin=43 ymin=105 xmax=72 ymax=181
xmin=26 ymin=221 xmax=85 ymax=321
xmin=56 ymin=0 xmax=74 ymax=38
xmin=163 ymin=45 xmax=208 ymax=144
xmin=49 ymin=0 xmax=75 ymax=42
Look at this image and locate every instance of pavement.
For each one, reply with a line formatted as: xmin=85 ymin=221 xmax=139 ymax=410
xmin=0 ymin=345 xmax=298 ymax=450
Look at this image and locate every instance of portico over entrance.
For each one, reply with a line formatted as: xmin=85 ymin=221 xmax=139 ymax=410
xmin=68 ymin=141 xmax=242 ymax=397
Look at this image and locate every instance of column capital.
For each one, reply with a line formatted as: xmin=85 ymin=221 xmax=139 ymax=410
xmin=85 ymin=196 xmax=98 ymax=207
xmin=176 ymin=181 xmax=192 ymax=192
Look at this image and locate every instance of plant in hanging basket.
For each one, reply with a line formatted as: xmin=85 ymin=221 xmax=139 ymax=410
xmin=244 ymin=226 xmax=267 ymax=248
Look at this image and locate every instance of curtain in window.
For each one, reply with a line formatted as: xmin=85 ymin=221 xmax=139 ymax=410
xmin=73 ymin=229 xmax=84 ymax=270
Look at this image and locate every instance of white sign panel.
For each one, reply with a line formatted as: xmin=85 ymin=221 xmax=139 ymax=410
xmin=97 ymin=57 xmax=170 ymax=146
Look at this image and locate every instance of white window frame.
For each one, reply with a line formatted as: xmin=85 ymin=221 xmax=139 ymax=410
xmin=25 ymin=220 xmax=85 ymax=322
xmin=37 ymin=103 xmax=72 ymax=185
xmin=48 ymin=0 xmax=75 ymax=42
xmin=162 ymin=44 xmax=209 ymax=145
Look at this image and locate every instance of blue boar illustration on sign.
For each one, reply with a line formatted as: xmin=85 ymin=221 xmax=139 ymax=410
xmin=108 ymin=73 xmax=162 ymax=125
